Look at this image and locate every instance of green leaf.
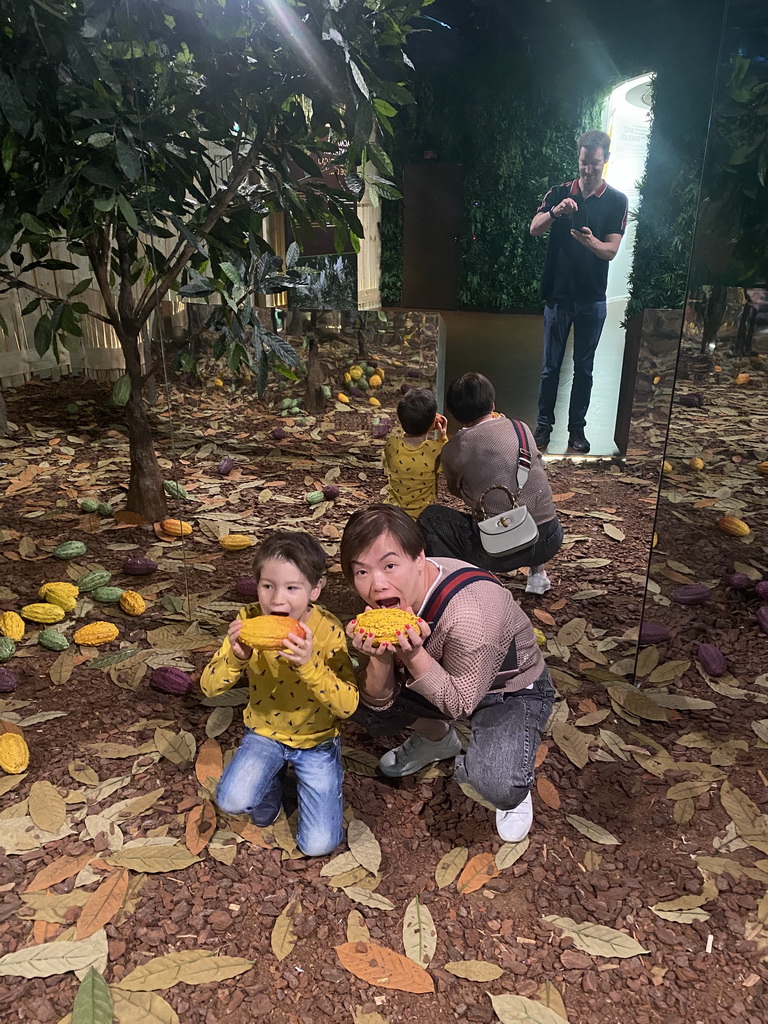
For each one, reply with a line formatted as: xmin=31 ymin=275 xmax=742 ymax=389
xmin=0 ymin=70 xmax=31 ymax=135
xmin=33 ymin=314 xmax=53 ymax=357
xmin=117 ymin=195 xmax=138 ymax=231
xmin=68 ymin=278 xmax=93 ymax=296
xmin=21 ymin=212 xmax=51 ymax=236
xmin=2 ymin=131 xmax=16 ymax=174
xmin=115 ymin=138 xmax=141 ymax=181
xmin=373 ymin=98 xmax=397 ymax=118
xmin=72 ymin=968 xmax=113 ymax=1024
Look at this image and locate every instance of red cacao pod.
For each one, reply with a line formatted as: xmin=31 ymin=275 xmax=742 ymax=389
xmin=671 ymin=584 xmax=711 ymax=606
xmin=0 ymin=668 xmax=19 ymax=693
xmin=755 ymin=581 xmax=768 ymax=601
xmin=234 ymin=577 xmax=260 ymax=599
xmin=698 ymin=643 xmax=727 ymax=676
xmin=150 ymin=667 xmax=194 ymax=695
xmin=638 ymin=622 xmax=670 ymax=645
xmin=728 ymin=573 xmax=752 ymax=591
xmin=217 ymin=457 xmax=235 ymax=476
xmin=758 ymin=606 xmax=768 ymax=635
xmin=123 ymin=558 xmax=158 ymax=576
xmin=322 ymin=485 xmax=340 ymax=501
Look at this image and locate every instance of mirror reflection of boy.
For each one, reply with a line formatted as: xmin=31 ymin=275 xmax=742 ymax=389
xmin=382 ymin=388 xmax=448 ymax=520
xmin=200 ymin=531 xmax=357 ymax=857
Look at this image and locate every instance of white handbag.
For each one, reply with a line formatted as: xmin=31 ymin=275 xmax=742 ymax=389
xmin=475 ymin=421 xmax=539 ymax=557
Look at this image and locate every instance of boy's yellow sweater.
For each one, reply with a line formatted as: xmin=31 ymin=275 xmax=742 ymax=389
xmin=200 ymin=603 xmax=358 ymax=749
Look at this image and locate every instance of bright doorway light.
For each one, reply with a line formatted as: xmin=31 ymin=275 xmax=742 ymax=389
xmin=603 ymin=74 xmax=653 ymax=303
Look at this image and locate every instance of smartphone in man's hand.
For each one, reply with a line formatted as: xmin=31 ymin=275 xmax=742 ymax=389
xmin=571 ymin=205 xmax=588 ymax=232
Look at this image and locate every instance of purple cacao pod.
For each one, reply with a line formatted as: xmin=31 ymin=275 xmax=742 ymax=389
xmin=698 ymin=643 xmax=727 ymax=676
xmin=372 ymin=416 xmax=392 ymax=439
xmin=217 ymin=457 xmax=235 ymax=476
xmin=235 ymin=577 xmax=260 ymax=599
xmin=322 ymin=485 xmax=340 ymax=501
xmin=150 ymin=667 xmax=194 ymax=696
xmin=638 ymin=622 xmax=670 ymax=645
xmin=755 ymin=581 xmax=768 ymax=600
xmin=123 ymin=557 xmax=158 ymax=576
xmin=678 ymin=392 xmax=704 ymax=408
xmin=728 ymin=573 xmax=753 ymax=591
xmin=758 ymin=605 xmax=768 ymax=635
xmin=400 ymin=383 xmax=413 ymax=395
xmin=406 ymin=367 xmax=421 ymax=378
xmin=270 ymin=427 xmax=287 ymax=441
xmin=671 ymin=584 xmax=711 ymax=606
xmin=349 ymin=387 xmax=364 ymax=398
xmin=0 ymin=668 xmax=19 ymax=693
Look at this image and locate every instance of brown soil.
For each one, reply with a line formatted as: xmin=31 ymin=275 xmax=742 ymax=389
xmin=0 ymin=345 xmax=765 ymax=1024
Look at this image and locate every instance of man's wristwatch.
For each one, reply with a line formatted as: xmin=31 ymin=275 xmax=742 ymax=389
xmin=549 ymin=208 xmax=558 ymax=220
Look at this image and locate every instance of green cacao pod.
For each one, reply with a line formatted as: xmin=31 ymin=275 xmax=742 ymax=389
xmin=0 ymin=637 xmax=16 ymax=663
xmin=39 ymin=629 xmax=70 ymax=652
xmin=91 ymin=586 xmax=124 ymax=604
xmin=163 ymin=480 xmax=190 ymax=501
xmin=305 ymin=490 xmax=324 ymax=505
xmin=96 ymin=503 xmax=112 ymax=517
xmin=112 ymin=374 xmax=131 ymax=407
xmin=53 ymin=541 xmax=87 ymax=560
xmin=77 ymin=570 xmax=113 ymax=592
xmin=80 ymin=499 xmax=99 ymax=513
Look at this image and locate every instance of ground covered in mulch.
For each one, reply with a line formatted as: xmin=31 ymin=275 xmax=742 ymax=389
xmin=0 ymin=334 xmax=766 ymax=1024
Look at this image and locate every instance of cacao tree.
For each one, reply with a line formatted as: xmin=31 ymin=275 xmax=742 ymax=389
xmin=0 ymin=0 xmax=428 ymax=516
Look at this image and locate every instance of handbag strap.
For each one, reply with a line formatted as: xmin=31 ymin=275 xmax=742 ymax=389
xmin=511 ymin=419 xmax=532 ymax=491
xmin=421 ymin=566 xmax=501 ymax=629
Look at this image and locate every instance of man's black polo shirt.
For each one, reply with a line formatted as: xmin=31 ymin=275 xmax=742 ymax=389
xmin=537 ymin=179 xmax=628 ymax=304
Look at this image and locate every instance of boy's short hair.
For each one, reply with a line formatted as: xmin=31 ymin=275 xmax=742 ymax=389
xmin=252 ymin=530 xmax=327 ymax=586
xmin=340 ymin=504 xmax=425 ymax=582
xmin=445 ymin=372 xmax=495 ymax=424
xmin=396 ymin=388 xmax=437 ymax=435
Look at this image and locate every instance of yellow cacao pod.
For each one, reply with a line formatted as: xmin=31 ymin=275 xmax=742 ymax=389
xmin=21 ymin=603 xmax=65 ymax=624
xmin=239 ymin=615 xmax=306 ymax=651
xmin=219 ymin=534 xmax=254 ymax=551
xmin=533 ymin=627 xmax=547 ymax=648
xmin=119 ymin=591 xmax=146 ymax=616
xmin=0 ymin=732 xmax=29 ymax=774
xmin=74 ymin=621 xmax=119 ymax=646
xmin=756 ymin=461 xmax=768 ymax=477
xmin=349 ymin=366 xmax=363 ymax=381
xmin=734 ymin=372 xmax=750 ymax=385
xmin=39 ymin=582 xmax=79 ymax=613
xmin=0 ymin=612 xmax=24 ymax=643
xmin=369 ymin=396 xmax=381 ymax=407
xmin=344 ymin=372 xmax=352 ymax=383
xmin=355 ymin=608 xmax=422 ymax=646
xmin=717 ymin=516 xmax=750 ymax=537
xmin=160 ymin=518 xmax=193 ymax=537
xmin=337 ymin=393 xmax=350 ymax=404
xmin=688 ymin=457 xmax=704 ymax=471
xmin=662 ymin=460 xmax=673 ymax=474
xmin=368 ymin=374 xmax=382 ymax=388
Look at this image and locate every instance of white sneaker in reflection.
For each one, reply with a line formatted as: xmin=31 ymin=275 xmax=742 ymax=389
xmin=495 ymin=792 xmax=533 ymax=842
xmin=378 ymin=728 xmax=462 ymax=777
xmin=525 ymin=571 xmax=551 ymax=595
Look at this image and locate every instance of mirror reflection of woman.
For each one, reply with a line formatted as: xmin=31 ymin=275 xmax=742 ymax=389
xmin=341 ymin=505 xmax=556 ymax=843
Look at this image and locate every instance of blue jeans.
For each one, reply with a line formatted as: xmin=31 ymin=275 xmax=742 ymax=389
xmin=536 ymin=300 xmax=607 ymax=433
xmin=215 ymin=730 xmax=343 ymax=857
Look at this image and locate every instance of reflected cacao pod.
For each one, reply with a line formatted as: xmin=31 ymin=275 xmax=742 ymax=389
xmin=234 ymin=578 xmax=260 ymax=599
xmin=717 ymin=517 xmax=750 ymax=537
xmin=217 ymin=457 xmax=235 ymax=476
xmin=755 ymin=581 xmax=768 ymax=601
xmin=150 ymin=667 xmax=194 ymax=695
xmin=757 ymin=606 xmax=768 ymax=635
xmin=728 ymin=573 xmax=752 ymax=591
xmin=638 ymin=622 xmax=670 ymax=645
xmin=698 ymin=643 xmax=727 ymax=677
xmin=678 ymin=392 xmax=703 ymax=408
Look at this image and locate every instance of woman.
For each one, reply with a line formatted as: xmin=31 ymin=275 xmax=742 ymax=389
xmin=418 ymin=372 xmax=563 ymax=595
xmin=341 ymin=504 xmax=555 ymax=842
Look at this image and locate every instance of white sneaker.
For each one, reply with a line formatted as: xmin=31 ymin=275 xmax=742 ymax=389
xmin=525 ymin=571 xmax=551 ymax=595
xmin=379 ymin=728 xmax=462 ymax=778
xmin=496 ymin=792 xmax=533 ymax=842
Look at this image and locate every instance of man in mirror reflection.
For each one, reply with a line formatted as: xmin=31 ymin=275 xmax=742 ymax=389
xmin=530 ymin=130 xmax=628 ymax=454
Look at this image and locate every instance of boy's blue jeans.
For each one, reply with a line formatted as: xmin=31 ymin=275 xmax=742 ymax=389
xmin=216 ymin=730 xmax=343 ymax=857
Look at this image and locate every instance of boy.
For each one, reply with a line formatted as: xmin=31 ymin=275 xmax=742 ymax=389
xmin=382 ymin=388 xmax=448 ymax=520
xmin=200 ymin=531 xmax=357 ymax=857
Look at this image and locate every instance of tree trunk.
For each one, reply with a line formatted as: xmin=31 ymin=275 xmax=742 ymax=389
xmin=121 ymin=327 xmax=168 ymax=521
xmin=304 ymin=315 xmax=326 ymax=415
xmin=0 ymin=387 xmax=7 ymax=438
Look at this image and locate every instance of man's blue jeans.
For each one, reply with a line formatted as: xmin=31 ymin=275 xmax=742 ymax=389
xmin=536 ymin=300 xmax=607 ymax=433
xmin=216 ymin=730 xmax=343 ymax=857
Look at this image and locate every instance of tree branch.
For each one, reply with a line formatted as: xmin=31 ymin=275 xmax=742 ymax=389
xmin=134 ymin=136 xmax=262 ymax=327
xmin=0 ymin=269 xmax=112 ymax=325
xmin=86 ymin=226 xmax=122 ymax=334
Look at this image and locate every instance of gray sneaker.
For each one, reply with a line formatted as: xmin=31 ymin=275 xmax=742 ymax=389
xmin=378 ymin=728 xmax=462 ymax=777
